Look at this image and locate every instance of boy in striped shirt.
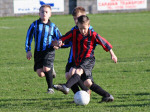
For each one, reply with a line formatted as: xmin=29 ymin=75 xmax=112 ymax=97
xmin=25 ymin=5 xmax=61 ymax=94
xmin=54 ymin=15 xmax=117 ymax=102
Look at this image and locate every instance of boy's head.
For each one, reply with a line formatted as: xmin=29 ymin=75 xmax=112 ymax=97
xmin=77 ymin=15 xmax=90 ymax=36
xmin=39 ymin=5 xmax=51 ymax=22
xmin=72 ymin=7 xmax=86 ymax=25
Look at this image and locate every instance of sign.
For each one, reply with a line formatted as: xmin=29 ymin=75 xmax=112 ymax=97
xmin=97 ymin=0 xmax=147 ymax=11
xmin=14 ymin=0 xmax=64 ymax=14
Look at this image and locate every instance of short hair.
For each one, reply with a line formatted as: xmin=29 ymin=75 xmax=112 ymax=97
xmin=77 ymin=15 xmax=90 ymax=25
xmin=39 ymin=4 xmax=51 ymax=11
xmin=72 ymin=7 xmax=86 ymax=16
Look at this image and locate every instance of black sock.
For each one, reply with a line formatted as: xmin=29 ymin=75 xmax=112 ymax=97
xmin=45 ymin=69 xmax=53 ymax=89
xmin=90 ymin=83 xmax=110 ymax=97
xmin=65 ymin=73 xmax=80 ymax=88
xmin=77 ymin=79 xmax=89 ymax=91
xmin=71 ymin=84 xmax=80 ymax=94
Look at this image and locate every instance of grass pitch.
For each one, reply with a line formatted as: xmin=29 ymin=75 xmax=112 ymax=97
xmin=0 ymin=12 xmax=150 ymax=112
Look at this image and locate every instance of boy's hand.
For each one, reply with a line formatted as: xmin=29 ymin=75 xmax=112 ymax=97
xmin=52 ymin=40 xmax=59 ymax=50
xmin=53 ymin=46 xmax=59 ymax=50
xmin=52 ymin=40 xmax=58 ymax=46
xmin=109 ymin=49 xmax=117 ymax=63
xmin=111 ymin=54 xmax=117 ymax=63
xmin=58 ymin=39 xmax=64 ymax=47
xmin=26 ymin=51 xmax=32 ymax=60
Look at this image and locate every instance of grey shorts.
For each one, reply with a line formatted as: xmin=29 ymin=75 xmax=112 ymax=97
xmin=74 ymin=57 xmax=95 ymax=82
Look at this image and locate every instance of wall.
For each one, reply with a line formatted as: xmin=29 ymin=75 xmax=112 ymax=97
xmin=0 ymin=0 xmax=14 ymax=17
xmin=0 ymin=0 xmax=150 ymax=17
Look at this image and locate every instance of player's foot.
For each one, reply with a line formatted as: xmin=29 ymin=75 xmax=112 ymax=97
xmin=47 ymin=88 xmax=55 ymax=94
xmin=52 ymin=68 xmax=56 ymax=78
xmin=53 ymin=84 xmax=69 ymax=94
xmin=101 ymin=95 xmax=114 ymax=102
xmin=86 ymin=90 xmax=91 ymax=96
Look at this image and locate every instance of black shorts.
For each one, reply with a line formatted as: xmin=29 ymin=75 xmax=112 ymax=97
xmin=34 ymin=49 xmax=55 ymax=72
xmin=74 ymin=57 xmax=95 ymax=82
xmin=65 ymin=62 xmax=74 ymax=73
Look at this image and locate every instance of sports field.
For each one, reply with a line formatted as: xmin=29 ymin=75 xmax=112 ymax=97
xmin=0 ymin=12 xmax=150 ymax=112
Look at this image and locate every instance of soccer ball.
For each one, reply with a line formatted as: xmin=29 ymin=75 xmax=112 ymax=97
xmin=74 ymin=90 xmax=90 ymax=105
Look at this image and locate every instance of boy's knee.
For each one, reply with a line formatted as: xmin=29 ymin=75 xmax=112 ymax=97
xmin=84 ymin=79 xmax=93 ymax=88
xmin=37 ymin=71 xmax=45 ymax=77
xmin=69 ymin=67 xmax=76 ymax=76
xmin=36 ymin=69 xmax=45 ymax=77
xmin=43 ymin=66 xmax=51 ymax=72
xmin=75 ymin=68 xmax=83 ymax=76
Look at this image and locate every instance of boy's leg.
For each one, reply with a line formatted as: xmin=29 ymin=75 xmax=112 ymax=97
xmin=90 ymin=83 xmax=114 ymax=102
xmin=77 ymin=79 xmax=89 ymax=92
xmin=71 ymin=84 xmax=80 ymax=94
xmin=44 ymin=67 xmax=53 ymax=88
xmin=54 ymin=56 xmax=94 ymax=94
xmin=66 ymin=71 xmax=80 ymax=94
xmin=52 ymin=65 xmax=56 ymax=78
xmin=66 ymin=68 xmax=89 ymax=91
xmin=34 ymin=50 xmax=55 ymax=94
xmin=54 ymin=73 xmax=89 ymax=94
xmin=84 ymin=78 xmax=114 ymax=102
xmin=43 ymin=50 xmax=55 ymax=94
xmin=44 ymin=67 xmax=54 ymax=94
xmin=66 ymin=63 xmax=80 ymax=94
xmin=53 ymin=73 xmax=80 ymax=94
xmin=90 ymin=82 xmax=110 ymax=97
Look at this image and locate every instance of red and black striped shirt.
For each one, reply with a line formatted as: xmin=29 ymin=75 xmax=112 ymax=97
xmin=61 ymin=28 xmax=112 ymax=66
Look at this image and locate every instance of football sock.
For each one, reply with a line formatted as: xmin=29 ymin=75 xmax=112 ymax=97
xmin=65 ymin=73 xmax=80 ymax=88
xmin=71 ymin=84 xmax=80 ymax=94
xmin=90 ymin=83 xmax=110 ymax=97
xmin=45 ymin=69 xmax=53 ymax=89
xmin=77 ymin=79 xmax=89 ymax=91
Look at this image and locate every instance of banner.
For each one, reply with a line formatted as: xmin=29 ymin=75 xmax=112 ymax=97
xmin=97 ymin=0 xmax=147 ymax=11
xmin=14 ymin=0 xmax=64 ymax=14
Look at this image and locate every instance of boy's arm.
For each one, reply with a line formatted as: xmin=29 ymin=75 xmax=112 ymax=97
xmin=60 ymin=30 xmax=73 ymax=42
xmin=52 ymin=30 xmax=73 ymax=49
xmin=25 ymin=23 xmax=34 ymax=53
xmin=52 ymin=25 xmax=62 ymax=49
xmin=53 ymin=25 xmax=62 ymax=40
xmin=95 ymin=33 xmax=117 ymax=63
xmin=25 ymin=23 xmax=34 ymax=60
xmin=61 ymin=41 xmax=72 ymax=48
xmin=109 ymin=49 xmax=117 ymax=63
xmin=96 ymin=33 xmax=112 ymax=52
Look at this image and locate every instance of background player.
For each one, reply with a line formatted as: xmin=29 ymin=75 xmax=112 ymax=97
xmin=25 ymin=5 xmax=62 ymax=94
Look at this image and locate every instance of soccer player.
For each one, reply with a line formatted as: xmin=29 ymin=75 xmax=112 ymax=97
xmin=63 ymin=7 xmax=94 ymax=95
xmin=54 ymin=15 xmax=117 ymax=102
xmin=25 ymin=5 xmax=61 ymax=94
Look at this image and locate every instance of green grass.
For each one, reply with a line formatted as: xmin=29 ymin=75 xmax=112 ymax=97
xmin=0 ymin=12 xmax=150 ymax=112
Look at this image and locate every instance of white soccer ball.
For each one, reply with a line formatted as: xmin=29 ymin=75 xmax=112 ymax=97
xmin=74 ymin=90 xmax=90 ymax=105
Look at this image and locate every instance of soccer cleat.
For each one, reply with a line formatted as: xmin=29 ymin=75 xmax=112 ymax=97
xmin=101 ymin=95 xmax=114 ymax=102
xmin=53 ymin=84 xmax=69 ymax=94
xmin=47 ymin=88 xmax=55 ymax=94
xmin=52 ymin=67 xmax=56 ymax=78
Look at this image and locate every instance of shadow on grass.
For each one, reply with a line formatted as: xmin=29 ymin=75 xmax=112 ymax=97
xmin=107 ymin=103 xmax=150 ymax=107
xmin=135 ymin=92 xmax=150 ymax=96
xmin=0 ymin=97 xmax=74 ymax=110
xmin=108 ymin=92 xmax=150 ymax=107
xmin=145 ymin=69 xmax=150 ymax=72
xmin=0 ymin=97 xmax=64 ymax=102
